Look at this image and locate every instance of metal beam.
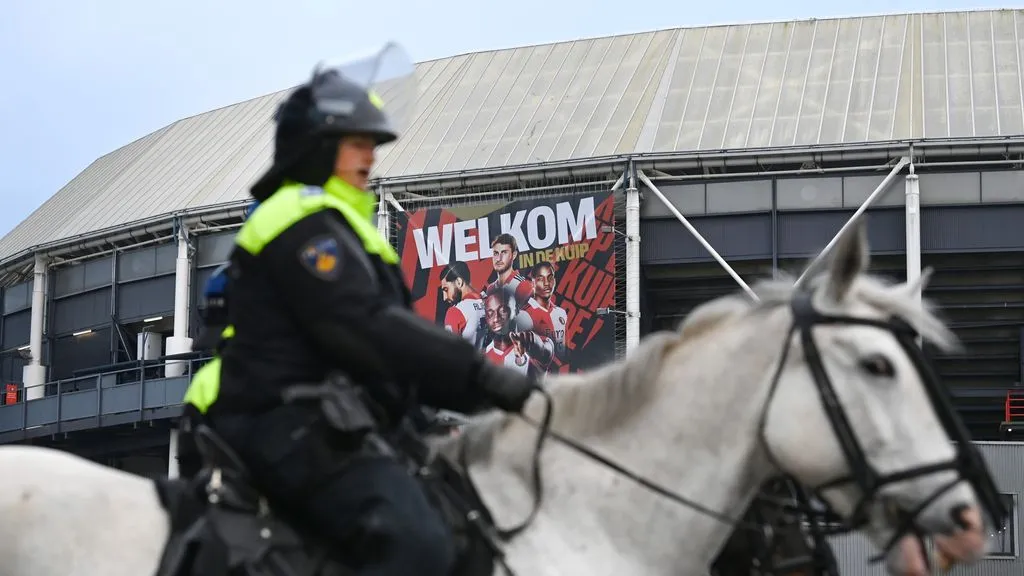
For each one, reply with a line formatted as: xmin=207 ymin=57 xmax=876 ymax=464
xmin=624 ymin=166 xmax=641 ymax=352
xmin=794 ymin=156 xmax=910 ymax=288
xmin=609 ymin=172 xmax=625 ymax=193
xmin=948 ymin=387 xmax=1018 ymax=399
xmin=636 ymin=169 xmax=758 ymax=301
xmin=0 ymin=202 xmax=251 ymax=275
xmin=635 ymin=136 xmax=1024 ymax=169
xmin=385 ymin=192 xmax=404 ymax=213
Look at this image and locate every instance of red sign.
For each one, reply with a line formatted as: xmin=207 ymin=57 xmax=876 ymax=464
xmin=5 ymin=383 xmax=18 ymax=405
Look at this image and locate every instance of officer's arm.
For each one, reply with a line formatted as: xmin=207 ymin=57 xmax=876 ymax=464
xmin=262 ymin=211 xmax=488 ymax=412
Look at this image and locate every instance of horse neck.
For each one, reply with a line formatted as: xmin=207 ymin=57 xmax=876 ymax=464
xmin=580 ymin=309 xmax=787 ymax=568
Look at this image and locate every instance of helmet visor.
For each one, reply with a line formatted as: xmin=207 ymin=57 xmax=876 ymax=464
xmin=311 ymin=41 xmax=417 ymax=139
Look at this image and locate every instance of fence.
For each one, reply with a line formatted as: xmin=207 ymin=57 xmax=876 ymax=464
xmin=0 ymin=353 xmax=210 ymax=442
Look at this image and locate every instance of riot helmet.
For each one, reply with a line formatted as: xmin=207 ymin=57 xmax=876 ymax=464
xmin=305 ymin=68 xmax=398 ymax=144
xmin=250 ymin=42 xmax=416 ymax=201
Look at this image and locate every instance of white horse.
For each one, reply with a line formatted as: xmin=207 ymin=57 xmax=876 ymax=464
xmin=0 ymin=220 xmax=998 ymax=576
xmin=429 ymin=220 xmax=994 ymax=576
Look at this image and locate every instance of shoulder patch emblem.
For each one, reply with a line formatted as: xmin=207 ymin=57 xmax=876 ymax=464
xmin=299 ymin=186 xmax=325 ymax=197
xmin=298 ymin=236 xmax=341 ymax=280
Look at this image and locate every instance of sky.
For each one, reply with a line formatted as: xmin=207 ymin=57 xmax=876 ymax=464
xmin=0 ymin=0 xmax=1017 ymax=239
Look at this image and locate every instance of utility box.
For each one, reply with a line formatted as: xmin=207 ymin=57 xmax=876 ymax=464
xmin=137 ymin=332 xmax=163 ymax=361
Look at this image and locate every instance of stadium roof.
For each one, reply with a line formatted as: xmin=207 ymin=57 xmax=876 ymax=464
xmin=3 ymin=8 xmax=1024 ymax=265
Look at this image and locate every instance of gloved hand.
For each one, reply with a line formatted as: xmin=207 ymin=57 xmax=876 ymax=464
xmin=476 ymin=359 xmax=536 ymax=413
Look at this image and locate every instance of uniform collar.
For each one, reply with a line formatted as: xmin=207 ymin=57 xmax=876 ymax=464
xmin=324 ymin=176 xmax=377 ymax=221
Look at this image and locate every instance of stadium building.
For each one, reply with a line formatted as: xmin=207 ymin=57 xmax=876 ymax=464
xmin=1 ymin=8 xmax=1023 ymax=571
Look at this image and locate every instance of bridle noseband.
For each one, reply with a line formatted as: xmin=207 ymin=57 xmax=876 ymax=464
xmin=458 ymin=287 xmax=1009 ymax=574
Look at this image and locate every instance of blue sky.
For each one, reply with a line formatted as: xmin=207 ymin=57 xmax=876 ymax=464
xmin=0 ymin=0 xmax=1015 ymax=238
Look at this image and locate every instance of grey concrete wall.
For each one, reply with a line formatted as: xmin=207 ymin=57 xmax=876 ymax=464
xmin=640 ymin=168 xmax=1024 ymax=265
xmin=830 ymin=442 xmax=1023 ymax=575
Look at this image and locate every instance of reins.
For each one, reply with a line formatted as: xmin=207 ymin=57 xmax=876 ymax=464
xmin=456 ymin=287 xmax=1005 ymax=576
xmin=456 ymin=383 xmax=844 ymax=576
xmin=461 ymin=386 xmax=782 ymax=546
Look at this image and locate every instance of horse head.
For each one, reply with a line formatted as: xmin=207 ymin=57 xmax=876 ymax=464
xmin=757 ymin=219 xmax=1003 ymax=575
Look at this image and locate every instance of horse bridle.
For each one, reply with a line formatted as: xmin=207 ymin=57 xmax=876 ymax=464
xmin=460 ymin=287 xmax=1009 ymax=573
xmin=761 ymin=290 xmax=1007 ymax=562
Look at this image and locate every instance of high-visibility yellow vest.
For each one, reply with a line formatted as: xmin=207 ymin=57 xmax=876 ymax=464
xmin=182 ymin=177 xmax=396 ymax=414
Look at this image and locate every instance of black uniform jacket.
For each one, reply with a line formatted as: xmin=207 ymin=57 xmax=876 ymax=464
xmin=213 ymin=208 xmax=487 ymax=421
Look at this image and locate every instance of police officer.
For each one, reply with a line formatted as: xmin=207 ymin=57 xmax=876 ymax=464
xmin=182 ymin=63 xmax=535 ymax=575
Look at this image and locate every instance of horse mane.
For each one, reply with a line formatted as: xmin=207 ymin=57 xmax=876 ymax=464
xmin=736 ymin=270 xmax=959 ymax=353
xmin=438 ymin=285 xmax=749 ymax=464
xmin=438 ymin=268 xmax=958 ymax=466
xmin=433 ymin=329 xmax=685 ymax=464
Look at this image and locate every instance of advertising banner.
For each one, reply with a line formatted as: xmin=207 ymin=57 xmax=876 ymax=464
xmin=395 ymin=191 xmax=616 ymax=375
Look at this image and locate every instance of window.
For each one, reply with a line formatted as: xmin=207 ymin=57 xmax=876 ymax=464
xmin=118 ymin=244 xmax=175 ymax=283
xmin=3 ymin=280 xmax=31 ymax=314
xmin=196 ymin=232 xmax=236 ymax=268
xmin=53 ymin=256 xmax=112 ymax=297
xmin=986 ymin=493 xmax=1017 ymax=558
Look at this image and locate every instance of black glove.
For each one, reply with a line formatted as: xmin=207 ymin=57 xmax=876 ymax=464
xmin=476 ymin=359 xmax=535 ymax=413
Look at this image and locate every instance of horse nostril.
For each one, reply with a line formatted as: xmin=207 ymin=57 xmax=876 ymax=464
xmin=950 ymin=503 xmax=972 ymax=531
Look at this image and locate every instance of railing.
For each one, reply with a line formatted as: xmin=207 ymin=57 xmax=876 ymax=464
xmin=1005 ymin=390 xmax=1024 ymax=423
xmin=3 ymin=352 xmax=211 ymax=404
xmin=0 ymin=352 xmax=1017 ymax=439
xmin=0 ymin=353 xmax=212 ymax=442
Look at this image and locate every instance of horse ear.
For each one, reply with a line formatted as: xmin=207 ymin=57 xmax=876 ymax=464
xmin=898 ymin=266 xmax=933 ymax=297
xmin=823 ymin=218 xmax=870 ymax=303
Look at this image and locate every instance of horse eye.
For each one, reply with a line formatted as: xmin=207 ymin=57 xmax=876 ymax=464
xmin=860 ymin=354 xmax=895 ymax=378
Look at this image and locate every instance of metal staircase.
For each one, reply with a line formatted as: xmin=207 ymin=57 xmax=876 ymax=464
xmin=1000 ymin=390 xmax=1024 ymax=439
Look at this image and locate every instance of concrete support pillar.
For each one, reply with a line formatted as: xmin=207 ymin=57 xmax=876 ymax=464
xmin=22 ymin=254 xmax=47 ymax=400
xmin=905 ymin=163 xmax=922 ymax=305
xmin=167 ymin=428 xmax=180 ymax=479
xmin=165 ymin=224 xmax=193 ymax=377
xmin=625 ymin=175 xmax=641 ymax=353
xmin=377 ymin=190 xmax=392 ymax=240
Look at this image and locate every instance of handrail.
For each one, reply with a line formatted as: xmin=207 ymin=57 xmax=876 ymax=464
xmin=1004 ymin=390 xmax=1024 ymax=422
xmin=71 ymin=351 xmax=208 ymax=378
xmin=2 ymin=354 xmax=213 ymax=406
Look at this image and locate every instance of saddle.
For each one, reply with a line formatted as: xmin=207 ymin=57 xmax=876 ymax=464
xmin=153 ymin=415 xmax=503 ymax=576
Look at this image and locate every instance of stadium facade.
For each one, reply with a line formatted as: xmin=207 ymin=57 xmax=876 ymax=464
xmin=1 ymin=7 xmax=1024 ymax=569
